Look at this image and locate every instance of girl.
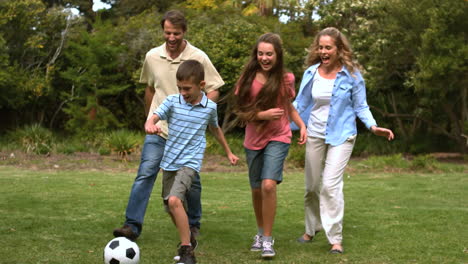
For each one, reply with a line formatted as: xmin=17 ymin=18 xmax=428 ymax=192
xmin=233 ymin=33 xmax=306 ymax=258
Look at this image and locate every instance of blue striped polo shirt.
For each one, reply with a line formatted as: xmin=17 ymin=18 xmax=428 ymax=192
xmin=154 ymin=93 xmax=218 ymax=172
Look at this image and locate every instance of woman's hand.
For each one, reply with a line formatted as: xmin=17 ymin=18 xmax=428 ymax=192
xmin=371 ymin=126 xmax=394 ymax=141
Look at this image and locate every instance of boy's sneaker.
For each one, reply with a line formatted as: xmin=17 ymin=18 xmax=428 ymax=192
xmin=250 ymin=235 xmax=263 ymax=251
xmin=261 ymin=240 xmax=276 ymax=258
xmin=176 ymin=245 xmax=196 ymax=264
xmin=174 ymin=234 xmax=198 ymax=262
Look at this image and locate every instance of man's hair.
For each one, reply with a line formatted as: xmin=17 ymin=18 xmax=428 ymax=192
xmin=160 ymin=10 xmax=187 ymax=32
xmin=176 ymin=60 xmax=205 ymax=84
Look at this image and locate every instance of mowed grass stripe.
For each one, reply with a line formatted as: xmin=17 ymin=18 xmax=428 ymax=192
xmin=0 ymin=166 xmax=466 ymax=263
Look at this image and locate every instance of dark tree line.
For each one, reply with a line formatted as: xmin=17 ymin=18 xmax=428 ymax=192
xmin=0 ymin=0 xmax=466 ymax=153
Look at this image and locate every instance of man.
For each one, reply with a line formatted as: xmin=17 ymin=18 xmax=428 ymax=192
xmin=113 ymin=10 xmax=224 ymax=242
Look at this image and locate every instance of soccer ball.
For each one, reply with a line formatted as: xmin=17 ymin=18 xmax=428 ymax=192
xmin=104 ymin=237 xmax=140 ymax=264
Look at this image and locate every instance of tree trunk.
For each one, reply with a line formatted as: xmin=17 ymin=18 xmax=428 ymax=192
xmin=390 ymin=91 xmax=408 ymax=140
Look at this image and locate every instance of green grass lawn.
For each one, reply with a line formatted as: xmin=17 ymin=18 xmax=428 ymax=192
xmin=0 ymin=164 xmax=467 ymax=263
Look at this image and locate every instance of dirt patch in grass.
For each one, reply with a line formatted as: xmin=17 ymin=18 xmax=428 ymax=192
xmin=1 ymin=151 xmax=465 ymax=174
xmin=0 ymin=151 xmax=254 ymax=173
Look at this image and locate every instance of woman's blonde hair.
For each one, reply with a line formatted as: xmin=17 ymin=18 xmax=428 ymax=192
xmin=305 ymin=27 xmax=360 ymax=74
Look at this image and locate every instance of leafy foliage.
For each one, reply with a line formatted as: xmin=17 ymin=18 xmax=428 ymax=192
xmin=0 ymin=0 xmax=70 ymax=125
xmin=11 ymin=124 xmax=54 ymax=154
xmin=0 ymin=0 xmax=465 ymax=154
xmin=314 ymin=0 xmax=468 ymax=152
xmin=187 ymin=10 xmax=269 ymax=94
xmin=103 ymin=129 xmax=141 ymax=160
xmin=60 ymin=19 xmax=130 ymax=136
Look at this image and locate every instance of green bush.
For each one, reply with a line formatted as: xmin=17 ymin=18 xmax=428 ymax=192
xmin=353 ymin=132 xmax=400 ymax=156
xmin=55 ymin=138 xmax=94 ymax=154
xmin=410 ymin=154 xmax=439 ymax=171
xmin=12 ymin=124 xmax=54 ymax=155
xmin=287 ymin=131 xmax=307 ymax=167
xmin=358 ymin=153 xmax=410 ymax=170
xmin=103 ymin=129 xmax=141 ymax=160
xmin=205 ymin=131 xmax=244 ymax=157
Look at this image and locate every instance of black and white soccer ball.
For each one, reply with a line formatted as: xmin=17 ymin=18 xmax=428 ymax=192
xmin=104 ymin=237 xmax=140 ymax=264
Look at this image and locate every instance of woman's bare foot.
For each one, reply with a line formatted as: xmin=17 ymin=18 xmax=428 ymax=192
xmin=297 ymin=231 xmax=319 ymax=243
xmin=330 ymin=244 xmax=343 ymax=254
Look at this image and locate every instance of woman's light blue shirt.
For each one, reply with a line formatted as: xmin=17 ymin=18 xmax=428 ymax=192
xmin=292 ymin=63 xmax=377 ymax=146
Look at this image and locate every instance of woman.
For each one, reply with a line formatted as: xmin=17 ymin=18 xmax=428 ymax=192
xmin=293 ymin=27 xmax=394 ymax=254
xmin=233 ymin=33 xmax=306 ymax=258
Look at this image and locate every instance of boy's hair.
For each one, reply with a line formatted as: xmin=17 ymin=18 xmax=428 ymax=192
xmin=176 ymin=60 xmax=205 ymax=84
xmin=160 ymin=10 xmax=187 ymax=32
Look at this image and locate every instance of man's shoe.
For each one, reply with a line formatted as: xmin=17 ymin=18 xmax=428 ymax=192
xmin=190 ymin=226 xmax=200 ymax=238
xmin=190 ymin=233 xmax=198 ymax=250
xmin=261 ymin=240 xmax=276 ymax=258
xmin=113 ymin=225 xmax=138 ymax=241
xmin=176 ymin=245 xmax=196 ymax=264
xmin=250 ymin=234 xmax=263 ymax=252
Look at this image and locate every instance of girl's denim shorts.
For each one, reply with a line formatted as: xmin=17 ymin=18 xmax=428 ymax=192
xmin=244 ymin=141 xmax=290 ymax=189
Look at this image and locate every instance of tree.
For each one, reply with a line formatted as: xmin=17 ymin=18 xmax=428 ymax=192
xmin=311 ymin=0 xmax=468 ymax=152
xmin=101 ymin=0 xmax=184 ymax=18
xmin=41 ymin=0 xmax=94 ymax=30
xmin=408 ymin=0 xmax=468 ymax=151
xmin=60 ymin=19 xmax=131 ymax=136
xmin=184 ymin=0 xmax=278 ymax=16
xmin=0 ymin=0 xmax=72 ymax=129
xmin=184 ymin=9 xmax=270 ymax=131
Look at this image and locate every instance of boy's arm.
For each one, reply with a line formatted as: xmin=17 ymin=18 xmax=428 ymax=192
xmin=208 ymin=125 xmax=239 ymax=165
xmin=288 ymin=102 xmax=307 ymax=145
xmin=144 ymin=114 xmax=162 ymax=135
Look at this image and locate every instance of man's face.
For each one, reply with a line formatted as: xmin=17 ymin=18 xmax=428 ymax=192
xmin=177 ymin=79 xmax=205 ymax=105
xmin=163 ymin=20 xmax=185 ymax=54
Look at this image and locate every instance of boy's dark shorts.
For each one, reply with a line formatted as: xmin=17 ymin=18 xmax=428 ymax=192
xmin=162 ymin=167 xmax=197 ymax=212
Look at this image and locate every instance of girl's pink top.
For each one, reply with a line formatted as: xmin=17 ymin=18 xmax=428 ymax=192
xmin=244 ymin=73 xmax=295 ymax=150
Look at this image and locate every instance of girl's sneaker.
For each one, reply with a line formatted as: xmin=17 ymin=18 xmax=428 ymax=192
xmin=250 ymin=235 xmax=263 ymax=251
xmin=261 ymin=240 xmax=275 ymax=258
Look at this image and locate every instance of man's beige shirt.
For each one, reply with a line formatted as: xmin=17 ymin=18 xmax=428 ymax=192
xmin=139 ymin=41 xmax=224 ymax=139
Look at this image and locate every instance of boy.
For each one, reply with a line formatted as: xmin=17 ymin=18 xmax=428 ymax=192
xmin=145 ymin=60 xmax=239 ymax=264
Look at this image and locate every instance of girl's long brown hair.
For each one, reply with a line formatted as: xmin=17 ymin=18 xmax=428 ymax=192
xmin=233 ymin=33 xmax=292 ymax=126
